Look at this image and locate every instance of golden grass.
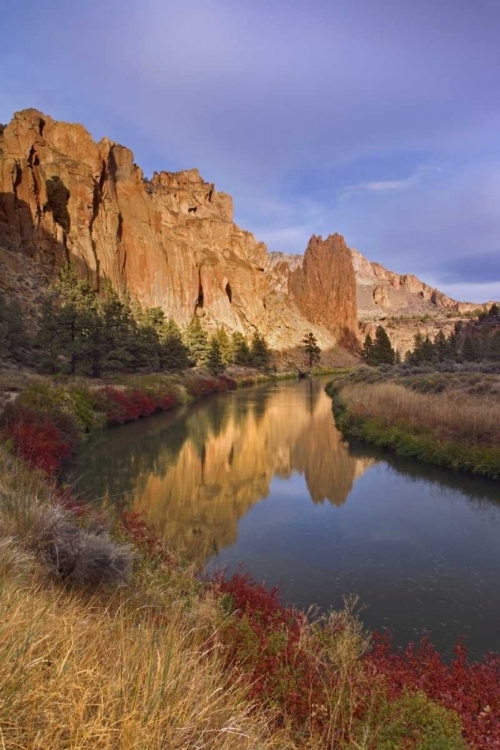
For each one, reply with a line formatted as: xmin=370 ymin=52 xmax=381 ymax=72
xmin=0 ymin=578 xmax=297 ymax=750
xmin=0 ymin=448 xmax=294 ymax=749
xmin=341 ymin=382 xmax=500 ymax=445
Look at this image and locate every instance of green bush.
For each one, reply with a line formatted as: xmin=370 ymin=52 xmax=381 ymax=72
xmin=374 ymin=691 xmax=466 ymax=750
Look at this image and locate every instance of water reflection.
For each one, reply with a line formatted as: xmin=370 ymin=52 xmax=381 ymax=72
xmin=69 ymin=378 xmax=500 ymax=657
xmin=69 ymin=379 xmax=373 ymax=561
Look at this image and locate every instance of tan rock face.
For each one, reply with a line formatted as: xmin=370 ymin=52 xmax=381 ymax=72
xmin=373 ymin=285 xmax=388 ymax=307
xmin=352 ymin=248 xmax=496 ymax=355
xmin=0 ymin=109 xmax=359 ymax=349
xmin=290 ymin=234 xmax=358 ymax=341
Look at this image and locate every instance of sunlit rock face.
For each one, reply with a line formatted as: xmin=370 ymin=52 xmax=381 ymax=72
xmin=0 ymin=108 xmax=359 ymax=349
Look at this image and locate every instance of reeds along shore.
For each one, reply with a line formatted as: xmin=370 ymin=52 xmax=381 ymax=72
xmin=327 ymin=368 xmax=500 ymax=479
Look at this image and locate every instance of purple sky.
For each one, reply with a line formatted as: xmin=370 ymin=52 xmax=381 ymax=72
xmin=1 ymin=0 xmax=499 ymax=301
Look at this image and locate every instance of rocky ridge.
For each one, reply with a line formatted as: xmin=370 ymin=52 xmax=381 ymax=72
xmin=0 ymin=109 xmax=357 ymax=352
xmin=350 ymin=249 xmax=495 ymax=354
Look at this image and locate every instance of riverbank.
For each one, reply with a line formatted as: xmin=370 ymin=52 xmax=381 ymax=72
xmin=326 ymin=367 xmax=500 ymax=479
xmin=2 ymin=370 xmax=500 ymax=748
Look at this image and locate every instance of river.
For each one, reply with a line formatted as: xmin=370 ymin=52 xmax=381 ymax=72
xmin=67 ymin=377 xmax=500 ymax=659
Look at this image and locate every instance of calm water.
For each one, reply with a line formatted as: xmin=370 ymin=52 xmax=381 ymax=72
xmin=67 ymin=378 xmax=500 ymax=658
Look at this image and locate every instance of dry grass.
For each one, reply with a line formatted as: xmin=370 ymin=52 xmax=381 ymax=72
xmin=341 ymin=382 xmax=500 ymax=446
xmin=0 ymin=449 xmax=296 ymax=750
xmin=0 ymin=578 xmax=296 ymax=750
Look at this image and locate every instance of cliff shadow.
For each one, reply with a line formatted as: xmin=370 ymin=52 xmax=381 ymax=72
xmin=0 ymin=189 xmax=99 ymax=292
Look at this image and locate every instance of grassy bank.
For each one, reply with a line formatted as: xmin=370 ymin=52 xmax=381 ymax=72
xmin=326 ymin=367 xmax=500 ymax=479
xmin=2 ymin=369 xmax=500 ymax=747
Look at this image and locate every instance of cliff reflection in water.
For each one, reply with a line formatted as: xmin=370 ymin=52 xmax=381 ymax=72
xmin=70 ymin=380 xmax=373 ymax=563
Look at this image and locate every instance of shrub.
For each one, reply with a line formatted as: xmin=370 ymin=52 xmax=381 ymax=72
xmin=369 ymin=634 xmax=500 ymax=750
xmin=214 ymin=571 xmax=372 ymax=744
xmin=1 ymin=404 xmax=78 ymax=475
xmin=19 ymin=499 xmax=132 ymax=587
xmin=374 ymin=690 xmax=466 ymax=749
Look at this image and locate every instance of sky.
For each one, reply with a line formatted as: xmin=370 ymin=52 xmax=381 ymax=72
xmin=1 ymin=0 xmax=499 ymax=302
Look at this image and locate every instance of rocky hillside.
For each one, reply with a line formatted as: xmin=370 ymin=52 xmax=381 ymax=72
xmin=0 ymin=109 xmax=357 ymax=351
xmin=350 ymin=249 xmax=495 ymax=354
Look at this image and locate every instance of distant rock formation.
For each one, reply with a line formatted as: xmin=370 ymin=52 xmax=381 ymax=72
xmin=0 ymin=108 xmax=358 ymax=350
xmin=350 ymin=248 xmax=496 ymax=354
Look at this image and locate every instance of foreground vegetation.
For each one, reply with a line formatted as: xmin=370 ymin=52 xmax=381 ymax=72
xmin=327 ymin=366 xmax=500 ymax=478
xmin=8 ymin=442 xmax=500 ymax=749
xmin=1 ymin=368 xmax=500 ymax=746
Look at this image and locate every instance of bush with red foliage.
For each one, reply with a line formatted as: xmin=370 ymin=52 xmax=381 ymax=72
xmin=89 ymin=387 xmax=156 ymax=425
xmin=213 ymin=570 xmax=369 ymax=742
xmin=186 ymin=375 xmax=237 ymax=398
xmin=368 ymin=633 xmax=500 ymax=749
xmin=153 ymin=392 xmax=178 ymax=411
xmin=1 ymin=404 xmax=77 ymax=475
xmin=119 ymin=509 xmax=176 ymax=565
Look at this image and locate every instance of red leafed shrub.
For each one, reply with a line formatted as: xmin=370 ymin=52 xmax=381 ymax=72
xmin=91 ymin=387 xmax=181 ymax=427
xmin=1 ymin=405 xmax=75 ymax=475
xmin=153 ymin=392 xmax=178 ymax=411
xmin=218 ymin=375 xmax=237 ymax=391
xmin=119 ymin=510 xmax=176 ymax=565
xmin=90 ymin=387 xmax=156 ymax=425
xmin=368 ymin=633 xmax=500 ymax=749
xmin=212 ymin=571 xmax=368 ymax=741
xmin=126 ymin=389 xmax=157 ymax=418
xmin=89 ymin=387 xmax=129 ymax=425
xmin=186 ymin=375 xmax=237 ymax=398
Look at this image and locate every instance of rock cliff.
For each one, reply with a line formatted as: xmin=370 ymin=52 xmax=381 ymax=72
xmin=0 ymin=109 xmax=358 ymax=350
xmin=350 ymin=248 xmax=496 ymax=354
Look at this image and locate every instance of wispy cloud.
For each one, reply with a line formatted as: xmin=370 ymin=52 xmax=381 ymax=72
xmin=342 ymin=166 xmax=440 ymax=196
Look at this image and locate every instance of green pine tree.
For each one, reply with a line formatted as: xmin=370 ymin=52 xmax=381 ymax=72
xmin=97 ymin=282 xmax=137 ymax=372
xmin=206 ymin=336 xmax=224 ymax=374
xmin=249 ymin=330 xmax=271 ymax=370
xmin=133 ymin=305 xmax=163 ymax=371
xmin=184 ymin=316 xmax=209 ymax=366
xmin=371 ymin=326 xmax=396 ymax=365
xmin=36 ymin=266 xmax=99 ymax=375
xmin=406 ymin=332 xmax=426 ymax=365
xmin=462 ymin=334 xmax=480 ymax=362
xmin=0 ymin=292 xmax=28 ymax=363
xmin=231 ymin=331 xmax=251 ymax=365
xmin=302 ymin=331 xmax=321 ymax=367
xmin=214 ymin=326 xmax=233 ymax=366
xmin=434 ymin=330 xmax=448 ymax=362
xmin=362 ymin=334 xmax=375 ymax=364
xmin=161 ymin=317 xmax=191 ymax=370
xmin=420 ymin=336 xmax=436 ymax=363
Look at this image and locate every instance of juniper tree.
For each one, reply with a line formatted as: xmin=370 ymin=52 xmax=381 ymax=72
xmin=206 ymin=336 xmax=224 ymax=375
xmin=249 ymin=330 xmax=271 ymax=369
xmin=161 ymin=317 xmax=191 ymax=370
xmin=302 ymin=331 xmax=321 ymax=367
xmin=231 ymin=331 xmax=251 ymax=365
xmin=184 ymin=316 xmax=209 ymax=366
xmin=214 ymin=326 xmax=233 ymax=366
xmin=362 ymin=334 xmax=375 ymax=364
xmin=433 ymin=330 xmax=449 ymax=362
xmin=0 ymin=292 xmax=28 ymax=363
xmin=372 ymin=326 xmax=396 ymax=365
xmin=97 ymin=283 xmax=137 ymax=372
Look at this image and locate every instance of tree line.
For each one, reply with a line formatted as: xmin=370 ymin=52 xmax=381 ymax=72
xmin=405 ymin=307 xmax=500 ymax=365
xmin=362 ymin=304 xmax=500 ymax=367
xmin=0 ymin=266 xmax=272 ymax=375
